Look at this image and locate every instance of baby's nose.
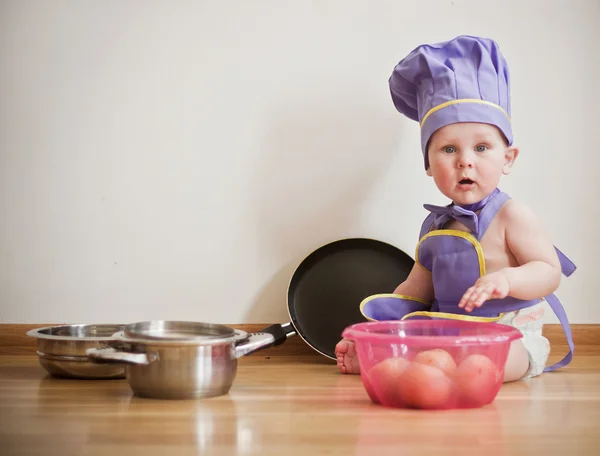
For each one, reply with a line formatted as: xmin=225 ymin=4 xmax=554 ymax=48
xmin=457 ymin=152 xmax=475 ymax=168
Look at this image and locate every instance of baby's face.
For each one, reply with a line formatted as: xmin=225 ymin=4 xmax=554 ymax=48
xmin=426 ymin=122 xmax=517 ymax=206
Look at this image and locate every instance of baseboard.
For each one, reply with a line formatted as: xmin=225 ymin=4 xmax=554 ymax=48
xmin=2 ymin=323 xmax=598 ymax=357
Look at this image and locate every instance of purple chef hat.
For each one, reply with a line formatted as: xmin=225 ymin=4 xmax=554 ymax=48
xmin=389 ymin=35 xmax=513 ymax=169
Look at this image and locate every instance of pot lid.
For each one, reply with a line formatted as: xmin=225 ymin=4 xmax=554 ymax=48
xmin=119 ymin=321 xmax=244 ymax=344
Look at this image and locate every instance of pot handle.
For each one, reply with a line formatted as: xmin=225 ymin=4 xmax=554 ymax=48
xmin=86 ymin=347 xmax=157 ymax=365
xmin=234 ymin=322 xmax=296 ymax=359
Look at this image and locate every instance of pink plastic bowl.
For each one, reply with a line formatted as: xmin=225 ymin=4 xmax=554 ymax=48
xmin=342 ymin=320 xmax=523 ymax=410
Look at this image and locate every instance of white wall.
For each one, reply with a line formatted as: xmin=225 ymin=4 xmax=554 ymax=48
xmin=1 ymin=0 xmax=598 ymax=325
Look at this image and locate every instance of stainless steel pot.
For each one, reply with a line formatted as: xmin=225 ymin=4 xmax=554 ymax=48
xmin=27 ymin=324 xmax=126 ymax=379
xmin=86 ymin=320 xmax=294 ymax=399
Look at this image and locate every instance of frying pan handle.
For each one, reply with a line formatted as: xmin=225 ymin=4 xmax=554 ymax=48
xmin=233 ymin=323 xmax=297 ymax=358
xmin=259 ymin=323 xmax=296 ymax=346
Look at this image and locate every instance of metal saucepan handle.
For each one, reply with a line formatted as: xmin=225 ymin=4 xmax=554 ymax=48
xmin=86 ymin=347 xmax=158 ymax=365
xmin=234 ymin=322 xmax=297 ymax=359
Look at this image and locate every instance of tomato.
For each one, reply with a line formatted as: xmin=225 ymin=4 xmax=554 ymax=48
xmin=454 ymin=354 xmax=500 ymax=407
xmin=414 ymin=349 xmax=457 ymax=376
xmin=368 ymin=357 xmax=410 ymax=407
xmin=398 ymin=362 xmax=453 ymax=409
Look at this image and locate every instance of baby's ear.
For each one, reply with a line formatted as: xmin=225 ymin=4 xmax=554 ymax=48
xmin=503 ymin=146 xmax=519 ymax=175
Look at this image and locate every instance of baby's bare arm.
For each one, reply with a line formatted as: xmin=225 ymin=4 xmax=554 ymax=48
xmin=393 ymin=262 xmax=435 ymax=303
xmin=501 ymin=200 xmax=562 ymax=299
xmin=459 ymin=200 xmax=562 ymax=312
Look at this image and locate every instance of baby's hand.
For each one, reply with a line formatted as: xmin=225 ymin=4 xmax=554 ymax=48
xmin=458 ymin=271 xmax=510 ymax=313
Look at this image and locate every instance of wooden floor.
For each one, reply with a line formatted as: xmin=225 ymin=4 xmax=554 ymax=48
xmin=1 ymin=353 xmax=599 ymax=456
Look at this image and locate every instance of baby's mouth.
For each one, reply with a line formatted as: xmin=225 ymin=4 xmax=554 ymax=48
xmin=459 ymin=179 xmax=474 ymax=185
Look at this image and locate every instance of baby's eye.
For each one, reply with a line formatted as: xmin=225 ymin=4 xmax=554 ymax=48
xmin=443 ymin=146 xmax=456 ymax=154
xmin=475 ymin=145 xmax=488 ymax=152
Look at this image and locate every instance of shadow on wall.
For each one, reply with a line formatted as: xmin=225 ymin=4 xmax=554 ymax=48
xmin=243 ymin=89 xmax=403 ymax=323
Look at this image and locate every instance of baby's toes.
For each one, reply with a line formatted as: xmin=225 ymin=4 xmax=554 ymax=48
xmin=335 ymin=339 xmax=350 ymax=355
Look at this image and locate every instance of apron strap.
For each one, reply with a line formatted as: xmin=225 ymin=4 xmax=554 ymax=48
xmin=474 ymin=191 xmax=511 ymax=241
xmin=543 ymin=293 xmax=575 ymax=372
xmin=555 ymin=246 xmax=577 ymax=277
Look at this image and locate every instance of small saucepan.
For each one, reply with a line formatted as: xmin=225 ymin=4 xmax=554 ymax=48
xmin=86 ymin=320 xmax=291 ymax=399
xmin=27 ymin=324 xmax=127 ymax=379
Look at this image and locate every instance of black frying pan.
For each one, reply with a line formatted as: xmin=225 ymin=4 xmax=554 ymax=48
xmin=257 ymin=238 xmax=415 ymax=359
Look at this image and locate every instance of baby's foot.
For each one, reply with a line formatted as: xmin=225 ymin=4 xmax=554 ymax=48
xmin=335 ymin=338 xmax=361 ymax=374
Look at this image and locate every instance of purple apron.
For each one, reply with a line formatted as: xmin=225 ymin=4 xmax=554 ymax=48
xmin=361 ymin=189 xmax=576 ymax=372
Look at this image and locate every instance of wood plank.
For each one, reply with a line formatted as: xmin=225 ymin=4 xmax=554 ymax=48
xmin=2 ymin=323 xmax=598 ymax=357
xmin=0 ymin=354 xmax=599 ymax=455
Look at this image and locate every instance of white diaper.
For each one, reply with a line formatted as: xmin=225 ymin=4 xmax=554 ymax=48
xmin=496 ymin=301 xmax=550 ymax=379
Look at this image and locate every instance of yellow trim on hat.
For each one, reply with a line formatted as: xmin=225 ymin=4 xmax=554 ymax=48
xmin=420 ymin=99 xmax=511 ymax=128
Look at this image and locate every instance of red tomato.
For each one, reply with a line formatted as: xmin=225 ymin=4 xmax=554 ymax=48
xmin=398 ymin=362 xmax=453 ymax=409
xmin=454 ymin=354 xmax=500 ymax=407
xmin=414 ymin=349 xmax=457 ymax=376
xmin=368 ymin=357 xmax=410 ymax=406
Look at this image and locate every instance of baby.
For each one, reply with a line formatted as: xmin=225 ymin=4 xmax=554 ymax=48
xmin=335 ymin=35 xmax=575 ymax=382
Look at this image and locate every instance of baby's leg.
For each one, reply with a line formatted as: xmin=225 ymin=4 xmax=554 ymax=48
xmin=335 ymin=339 xmax=361 ymax=374
xmin=503 ymin=339 xmax=530 ymax=382
xmin=498 ymin=301 xmax=550 ymax=382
